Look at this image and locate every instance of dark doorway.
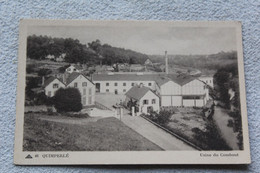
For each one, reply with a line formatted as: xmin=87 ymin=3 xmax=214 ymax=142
xmin=147 ymin=106 xmax=153 ymax=114
xmin=96 ymin=83 xmax=100 ymax=92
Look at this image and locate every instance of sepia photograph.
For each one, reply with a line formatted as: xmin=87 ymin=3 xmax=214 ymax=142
xmin=14 ymin=20 xmax=250 ymax=164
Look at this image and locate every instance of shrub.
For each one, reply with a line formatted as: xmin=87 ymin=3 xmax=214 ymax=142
xmin=145 ymin=110 xmax=172 ymax=126
xmin=53 ymin=88 xmax=82 ymax=112
xmin=156 ymin=110 xmax=172 ymax=125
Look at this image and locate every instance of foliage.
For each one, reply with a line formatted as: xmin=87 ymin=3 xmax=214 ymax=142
xmin=192 ymin=120 xmax=232 ymax=150
xmin=149 ymin=51 xmax=238 ymax=71
xmin=26 ymin=77 xmax=41 ymax=90
xmin=229 ymin=110 xmax=243 ymax=150
xmin=213 ymin=63 xmax=239 ymax=109
xmin=27 ymin=35 xmax=149 ymax=66
xmin=37 ymin=68 xmax=52 ymax=77
xmin=213 ymin=62 xmax=243 ymax=150
xmin=26 ymin=64 xmax=36 ymax=74
xmin=53 ymin=88 xmax=82 ymax=112
xmin=144 ymin=110 xmax=173 ymax=126
xmin=58 ymin=64 xmax=70 ymax=73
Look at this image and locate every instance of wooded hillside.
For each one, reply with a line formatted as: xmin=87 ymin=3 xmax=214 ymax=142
xmin=149 ymin=51 xmax=238 ymax=71
xmin=27 ymin=35 xmax=149 ymax=65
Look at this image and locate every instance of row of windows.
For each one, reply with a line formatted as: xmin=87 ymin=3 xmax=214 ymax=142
xmin=52 ymin=82 xmax=88 ymax=89
xmin=143 ymin=99 xmax=156 ymax=105
xmin=74 ymin=82 xmax=88 ymax=88
xmin=48 ymin=88 xmax=92 ymax=97
xmin=106 ymin=89 xmax=127 ymax=93
xmin=205 ymin=80 xmax=212 ymax=84
xmin=105 ymin=82 xmax=152 ymax=87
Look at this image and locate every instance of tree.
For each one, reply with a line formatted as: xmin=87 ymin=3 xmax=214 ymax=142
xmin=129 ymin=57 xmax=135 ymax=64
xmin=88 ymin=39 xmax=101 ymax=52
xmin=58 ymin=65 xmax=70 ymax=73
xmin=53 ymin=88 xmax=82 ymax=112
xmin=37 ymin=68 xmax=52 ymax=77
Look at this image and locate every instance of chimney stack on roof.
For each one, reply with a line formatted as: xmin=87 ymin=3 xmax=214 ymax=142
xmin=139 ymin=83 xmax=144 ymax=88
xmin=165 ymin=51 xmax=169 ymax=74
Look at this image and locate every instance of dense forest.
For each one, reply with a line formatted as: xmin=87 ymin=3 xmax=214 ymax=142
xmin=27 ymin=35 xmax=149 ymax=65
xmin=149 ymin=51 xmax=237 ymax=71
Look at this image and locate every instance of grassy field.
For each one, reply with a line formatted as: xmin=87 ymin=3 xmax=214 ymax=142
xmin=23 ymin=113 xmax=161 ymax=151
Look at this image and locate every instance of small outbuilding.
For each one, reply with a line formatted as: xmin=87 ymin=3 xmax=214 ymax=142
xmin=65 ymin=64 xmax=83 ymax=74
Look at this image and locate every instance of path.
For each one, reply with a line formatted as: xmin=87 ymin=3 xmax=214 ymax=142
xmin=213 ymin=106 xmax=239 ymax=150
xmin=121 ymin=115 xmax=196 ymax=150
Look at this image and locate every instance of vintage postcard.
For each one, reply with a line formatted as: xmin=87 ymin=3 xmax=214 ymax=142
xmin=14 ymin=19 xmax=250 ymax=165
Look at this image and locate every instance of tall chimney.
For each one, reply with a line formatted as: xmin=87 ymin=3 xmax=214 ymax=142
xmin=42 ymin=76 xmax=45 ymax=86
xmin=165 ymin=51 xmax=169 ymax=74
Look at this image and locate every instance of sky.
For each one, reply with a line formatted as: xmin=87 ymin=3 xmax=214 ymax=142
xmin=27 ymin=22 xmax=237 ymax=55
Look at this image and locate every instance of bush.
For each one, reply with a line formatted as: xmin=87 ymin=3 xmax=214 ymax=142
xmin=145 ymin=110 xmax=172 ymax=126
xmin=53 ymin=88 xmax=82 ymax=112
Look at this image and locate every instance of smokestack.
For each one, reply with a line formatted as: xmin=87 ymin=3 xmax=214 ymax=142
xmin=42 ymin=76 xmax=45 ymax=86
xmin=165 ymin=51 xmax=169 ymax=74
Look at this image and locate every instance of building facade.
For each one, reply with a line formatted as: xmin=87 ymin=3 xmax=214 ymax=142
xmin=66 ymin=73 xmax=95 ymax=106
xmin=199 ymin=75 xmax=214 ymax=88
xmin=43 ymin=73 xmax=95 ymax=106
xmin=92 ymin=73 xmax=158 ymax=94
xmin=125 ymin=86 xmax=160 ymax=115
xmin=93 ymin=72 xmax=212 ymax=107
xmin=43 ymin=77 xmax=66 ymax=97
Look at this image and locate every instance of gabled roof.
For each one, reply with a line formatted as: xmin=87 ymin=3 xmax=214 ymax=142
xmin=125 ymin=86 xmax=157 ymax=101
xmin=92 ymin=73 xmax=200 ymax=86
xmin=166 ymin=74 xmax=197 ymax=86
xmin=93 ymin=73 xmax=164 ymax=82
xmin=43 ymin=76 xmax=64 ymax=87
xmin=66 ymin=72 xmax=95 ymax=85
xmin=145 ymin=59 xmax=153 ymax=63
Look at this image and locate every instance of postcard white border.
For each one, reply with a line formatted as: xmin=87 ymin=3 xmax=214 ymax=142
xmin=14 ymin=19 xmax=251 ymax=165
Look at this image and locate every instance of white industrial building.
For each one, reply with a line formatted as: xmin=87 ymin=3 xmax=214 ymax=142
xmin=92 ymin=72 xmax=212 ymax=107
xmin=92 ymin=72 xmax=158 ymax=94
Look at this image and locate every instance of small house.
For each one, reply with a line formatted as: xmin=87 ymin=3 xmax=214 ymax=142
xmin=144 ymin=59 xmax=153 ymax=66
xmin=43 ymin=77 xmax=65 ymax=97
xmin=125 ymin=85 xmax=160 ymax=115
xmin=65 ymin=64 xmax=83 ymax=74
